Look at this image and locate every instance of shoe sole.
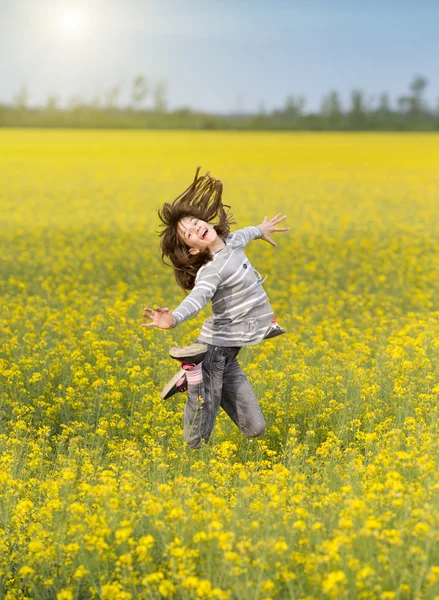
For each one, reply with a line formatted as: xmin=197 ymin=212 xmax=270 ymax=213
xmin=264 ymin=325 xmax=287 ymax=340
xmin=160 ymin=368 xmax=187 ymax=400
xmin=169 ymin=343 xmax=208 ymax=364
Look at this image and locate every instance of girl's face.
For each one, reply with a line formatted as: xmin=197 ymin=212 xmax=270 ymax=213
xmin=177 ymin=216 xmax=218 ymax=254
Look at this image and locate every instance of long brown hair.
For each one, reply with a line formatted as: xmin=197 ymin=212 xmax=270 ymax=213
xmin=158 ymin=167 xmax=235 ymax=291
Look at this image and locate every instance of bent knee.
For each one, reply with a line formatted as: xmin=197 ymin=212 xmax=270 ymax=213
xmin=245 ymin=420 xmax=265 ymax=438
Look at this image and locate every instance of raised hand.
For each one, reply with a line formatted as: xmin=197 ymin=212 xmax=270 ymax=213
xmin=141 ymin=306 xmax=176 ymax=329
xmin=257 ymin=214 xmax=289 ymax=248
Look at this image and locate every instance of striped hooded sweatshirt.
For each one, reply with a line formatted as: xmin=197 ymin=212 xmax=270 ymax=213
xmin=172 ymin=226 xmax=285 ymax=347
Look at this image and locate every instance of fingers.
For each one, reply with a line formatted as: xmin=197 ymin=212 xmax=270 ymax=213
xmin=263 ymin=236 xmax=277 ymax=248
xmin=270 ymin=213 xmax=287 ymax=224
xmin=142 ymin=306 xmax=169 ymax=316
xmin=154 ymin=306 xmax=170 ymax=313
xmin=141 ymin=305 xmax=170 ymax=330
xmin=141 ymin=306 xmax=172 ymax=331
xmin=141 ymin=306 xmax=156 ymax=327
xmin=273 ymin=227 xmax=289 ymax=232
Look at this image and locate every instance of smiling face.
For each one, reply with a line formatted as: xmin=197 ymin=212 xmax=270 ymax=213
xmin=177 ymin=216 xmax=221 ymax=254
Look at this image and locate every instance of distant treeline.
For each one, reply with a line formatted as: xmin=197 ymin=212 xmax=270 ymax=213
xmin=1 ymin=74 xmax=438 ymax=131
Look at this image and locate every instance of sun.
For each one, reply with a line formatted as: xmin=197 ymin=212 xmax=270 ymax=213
xmin=55 ymin=6 xmax=90 ymax=40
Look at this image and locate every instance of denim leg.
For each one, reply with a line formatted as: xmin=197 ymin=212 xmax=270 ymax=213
xmin=220 ymin=351 xmax=266 ymax=438
xmin=183 ymin=345 xmax=226 ymax=449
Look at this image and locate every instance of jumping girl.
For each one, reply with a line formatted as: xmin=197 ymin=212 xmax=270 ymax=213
xmin=141 ymin=168 xmax=289 ymax=448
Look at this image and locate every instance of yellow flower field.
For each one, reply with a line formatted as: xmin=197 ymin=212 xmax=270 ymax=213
xmin=1 ymin=129 xmax=439 ymax=599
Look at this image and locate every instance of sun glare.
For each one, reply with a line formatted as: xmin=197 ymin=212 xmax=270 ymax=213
xmin=55 ymin=6 xmax=90 ymax=40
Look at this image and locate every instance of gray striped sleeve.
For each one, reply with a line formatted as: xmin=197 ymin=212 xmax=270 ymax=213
xmin=229 ymin=226 xmax=262 ymax=247
xmin=172 ymin=265 xmax=222 ymax=325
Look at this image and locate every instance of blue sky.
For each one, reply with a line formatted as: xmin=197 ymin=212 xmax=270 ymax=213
xmin=0 ymin=0 xmax=438 ymax=113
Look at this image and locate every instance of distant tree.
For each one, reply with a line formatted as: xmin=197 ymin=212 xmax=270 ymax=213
xmin=283 ymin=95 xmax=306 ymax=119
xmin=13 ymin=86 xmax=29 ymax=111
xmin=410 ymin=75 xmax=428 ymax=100
xmin=90 ymin=95 xmax=101 ymax=109
xmin=397 ymin=95 xmax=411 ymax=113
xmin=4 ymin=74 xmax=439 ymax=131
xmin=321 ymin=90 xmax=342 ymax=126
xmin=68 ymin=95 xmax=84 ymax=110
xmin=377 ymin=92 xmax=391 ymax=117
xmin=132 ymin=74 xmax=148 ymax=109
xmin=409 ymin=74 xmax=428 ymax=116
xmin=153 ymin=80 xmax=167 ymax=112
xmin=45 ymin=94 xmax=59 ymax=111
xmin=104 ymin=85 xmax=121 ymax=109
xmin=349 ymin=89 xmax=366 ymax=127
xmin=398 ymin=75 xmax=428 ymax=118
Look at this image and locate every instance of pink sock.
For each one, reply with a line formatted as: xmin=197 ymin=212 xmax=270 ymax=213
xmin=183 ymin=362 xmax=203 ymax=385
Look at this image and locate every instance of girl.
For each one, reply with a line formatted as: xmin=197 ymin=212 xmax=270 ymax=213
xmin=142 ymin=168 xmax=289 ymax=448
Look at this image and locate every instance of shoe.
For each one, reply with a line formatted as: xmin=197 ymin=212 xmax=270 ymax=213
xmin=264 ymin=323 xmax=286 ymax=340
xmin=160 ymin=344 xmax=207 ymax=400
xmin=168 ymin=343 xmax=208 ymax=365
xmin=160 ymin=368 xmax=188 ymax=400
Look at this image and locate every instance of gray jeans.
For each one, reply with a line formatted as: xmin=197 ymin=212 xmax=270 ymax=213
xmin=184 ymin=343 xmax=266 ymax=449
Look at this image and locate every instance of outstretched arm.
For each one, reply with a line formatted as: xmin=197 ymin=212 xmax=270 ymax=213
xmin=230 ymin=226 xmax=264 ymax=247
xmin=142 ymin=266 xmax=221 ymax=330
xmin=231 ymin=214 xmax=289 ymax=248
